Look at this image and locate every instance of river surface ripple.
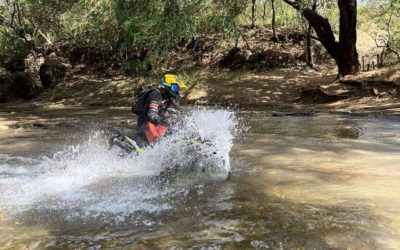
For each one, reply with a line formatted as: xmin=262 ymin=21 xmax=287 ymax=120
xmin=0 ymin=108 xmax=400 ymax=249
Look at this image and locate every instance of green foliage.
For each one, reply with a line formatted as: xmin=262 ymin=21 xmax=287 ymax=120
xmin=122 ymin=60 xmax=151 ymax=75
xmin=0 ymin=0 xmax=74 ymax=64
xmin=360 ymin=0 xmax=400 ymax=61
xmin=61 ymin=0 xmax=246 ymax=73
xmin=0 ymin=0 xmax=247 ymax=73
xmin=0 ymin=27 xmax=29 ymax=65
xmin=237 ymin=0 xmax=340 ymax=35
xmin=1 ymin=0 xmax=397 ymax=75
xmin=239 ymin=0 xmax=300 ymax=29
xmin=0 ymin=4 xmax=25 ymax=64
xmin=63 ymin=0 xmax=120 ymax=48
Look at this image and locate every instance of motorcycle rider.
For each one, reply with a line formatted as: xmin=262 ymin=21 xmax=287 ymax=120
xmin=132 ymin=74 xmax=187 ymax=145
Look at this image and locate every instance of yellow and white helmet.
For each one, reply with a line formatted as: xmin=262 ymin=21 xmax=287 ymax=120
xmin=160 ymin=74 xmax=187 ymax=94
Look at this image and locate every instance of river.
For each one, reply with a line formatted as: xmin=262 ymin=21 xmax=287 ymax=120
xmin=0 ymin=106 xmax=400 ymax=249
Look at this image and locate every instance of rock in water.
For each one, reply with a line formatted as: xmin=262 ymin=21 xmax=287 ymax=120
xmin=297 ymin=87 xmax=348 ymax=104
xmin=39 ymin=59 xmax=66 ymax=88
xmin=0 ymin=73 xmax=7 ymax=102
xmin=219 ymin=47 xmax=246 ymax=69
xmin=4 ymin=58 xmax=26 ymax=72
xmin=10 ymin=72 xmax=42 ymax=99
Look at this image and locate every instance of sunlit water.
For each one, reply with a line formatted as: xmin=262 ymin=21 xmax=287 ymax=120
xmin=1 ymin=108 xmax=400 ymax=249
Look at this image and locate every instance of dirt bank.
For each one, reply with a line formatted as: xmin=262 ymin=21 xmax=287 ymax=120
xmin=2 ymin=64 xmax=400 ymax=113
xmin=1 ymin=64 xmax=400 ymax=150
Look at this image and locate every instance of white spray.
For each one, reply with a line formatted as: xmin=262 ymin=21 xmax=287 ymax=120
xmin=0 ymin=109 xmax=237 ymax=224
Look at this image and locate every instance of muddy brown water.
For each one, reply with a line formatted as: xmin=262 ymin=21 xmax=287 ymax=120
xmin=0 ymin=106 xmax=400 ymax=249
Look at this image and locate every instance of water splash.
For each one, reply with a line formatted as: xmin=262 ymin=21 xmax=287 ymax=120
xmin=0 ymin=108 xmax=237 ymax=225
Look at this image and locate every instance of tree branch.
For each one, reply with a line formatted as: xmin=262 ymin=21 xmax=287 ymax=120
xmin=10 ymin=2 xmax=16 ymax=26
xmin=26 ymin=15 xmax=53 ymax=44
xmin=0 ymin=11 xmax=36 ymax=51
xmin=241 ymin=34 xmax=254 ymax=53
xmin=281 ymin=0 xmax=301 ymax=10
xmin=282 ymin=0 xmax=339 ymax=62
xmin=0 ymin=13 xmax=18 ymax=33
xmin=310 ymin=35 xmax=320 ymax=42
xmin=16 ymin=2 xmax=23 ymax=27
xmin=386 ymin=44 xmax=400 ymax=61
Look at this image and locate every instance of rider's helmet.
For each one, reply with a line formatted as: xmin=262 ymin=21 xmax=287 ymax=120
xmin=160 ymin=74 xmax=187 ymax=100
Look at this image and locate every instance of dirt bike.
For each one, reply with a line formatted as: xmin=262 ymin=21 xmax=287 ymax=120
xmin=108 ymin=114 xmax=231 ymax=182
xmin=108 ymin=123 xmax=215 ymax=157
xmin=108 ymin=108 xmax=183 ymax=155
xmin=108 ymin=127 xmax=146 ymax=155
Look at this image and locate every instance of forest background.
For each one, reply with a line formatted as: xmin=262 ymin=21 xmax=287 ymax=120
xmin=0 ymin=0 xmax=399 ymax=107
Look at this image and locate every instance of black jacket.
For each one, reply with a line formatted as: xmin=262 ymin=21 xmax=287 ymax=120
xmin=137 ymin=89 xmax=169 ymax=127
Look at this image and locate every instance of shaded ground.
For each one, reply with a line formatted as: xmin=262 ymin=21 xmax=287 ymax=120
xmin=184 ymin=66 xmax=336 ymax=106
xmin=1 ymin=64 xmax=400 ymax=139
xmin=26 ymin=64 xmax=400 ymax=114
xmin=0 ymin=66 xmax=334 ymax=149
xmin=3 ymin=65 xmax=339 ymax=108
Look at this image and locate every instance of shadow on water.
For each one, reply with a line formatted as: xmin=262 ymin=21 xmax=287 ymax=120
xmin=4 ymin=177 xmax=238 ymax=249
xmin=246 ymin=114 xmax=400 ymax=154
xmin=108 ymin=167 xmax=379 ymax=249
xmin=1 ymin=109 xmax=400 ymax=249
xmin=0 ymin=108 xmax=238 ymax=248
xmin=226 ymin=114 xmax=400 ymax=249
xmin=218 ymin=170 xmax=379 ymax=249
xmin=0 ymin=168 xmax=388 ymax=249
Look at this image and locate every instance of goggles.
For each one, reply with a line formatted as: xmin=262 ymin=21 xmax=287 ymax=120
xmin=170 ymin=84 xmax=180 ymax=93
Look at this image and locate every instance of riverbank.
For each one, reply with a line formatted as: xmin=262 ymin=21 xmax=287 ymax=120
xmin=1 ymin=63 xmax=400 ymax=139
xmin=2 ymin=24 xmax=398 ymax=117
xmin=2 ymin=63 xmax=400 ymax=110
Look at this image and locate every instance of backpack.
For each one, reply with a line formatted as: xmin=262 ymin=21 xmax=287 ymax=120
xmin=131 ymin=89 xmax=152 ymax=116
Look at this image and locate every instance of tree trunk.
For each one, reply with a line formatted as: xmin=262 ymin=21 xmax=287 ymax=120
xmin=251 ymin=0 xmax=257 ymax=28
xmin=306 ymin=24 xmax=313 ymax=68
xmin=337 ymin=0 xmax=360 ymax=76
xmin=271 ymin=0 xmax=277 ymax=42
xmin=262 ymin=0 xmax=267 ymax=20
xmin=305 ymin=0 xmax=317 ymax=68
xmin=301 ymin=8 xmax=339 ymax=65
xmin=282 ymin=0 xmax=360 ymax=76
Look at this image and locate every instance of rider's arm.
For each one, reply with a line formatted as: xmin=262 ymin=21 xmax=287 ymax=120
xmin=147 ymin=90 xmax=162 ymax=125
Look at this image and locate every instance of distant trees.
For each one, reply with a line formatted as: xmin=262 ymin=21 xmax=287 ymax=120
xmin=262 ymin=0 xmax=268 ymax=19
xmin=0 ymin=0 xmax=246 ymax=73
xmin=257 ymin=0 xmax=278 ymax=41
xmin=271 ymin=0 xmax=278 ymax=42
xmin=362 ymin=0 xmax=400 ymax=62
xmin=3 ymin=0 xmax=398 ymax=77
xmin=251 ymin=0 xmax=258 ymax=28
xmin=0 ymin=0 xmax=37 ymax=61
xmin=305 ymin=0 xmax=317 ymax=68
xmin=0 ymin=0 xmax=76 ymax=63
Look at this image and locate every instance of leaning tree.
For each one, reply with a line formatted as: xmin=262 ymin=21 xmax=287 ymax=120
xmin=283 ymin=0 xmax=360 ymax=77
